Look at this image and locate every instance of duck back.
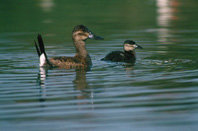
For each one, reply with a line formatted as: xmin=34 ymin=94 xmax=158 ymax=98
xmin=101 ymin=51 xmax=125 ymax=62
xmin=101 ymin=51 xmax=136 ymax=63
xmin=50 ymin=55 xmax=92 ymax=69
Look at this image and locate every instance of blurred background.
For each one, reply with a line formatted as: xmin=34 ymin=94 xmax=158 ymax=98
xmin=0 ymin=0 xmax=198 ymax=130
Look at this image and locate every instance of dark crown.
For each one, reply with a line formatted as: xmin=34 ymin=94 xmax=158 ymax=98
xmin=124 ymin=40 xmax=136 ymax=45
xmin=72 ymin=25 xmax=89 ymax=33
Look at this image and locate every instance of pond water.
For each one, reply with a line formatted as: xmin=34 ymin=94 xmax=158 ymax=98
xmin=0 ymin=0 xmax=198 ymax=130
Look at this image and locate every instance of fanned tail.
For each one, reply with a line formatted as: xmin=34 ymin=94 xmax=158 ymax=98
xmin=34 ymin=34 xmax=51 ymax=67
xmin=34 ymin=40 xmax=41 ymax=57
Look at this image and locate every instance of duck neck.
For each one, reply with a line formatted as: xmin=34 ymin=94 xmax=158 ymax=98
xmin=125 ymin=50 xmax=136 ymax=59
xmin=74 ymin=40 xmax=89 ymax=58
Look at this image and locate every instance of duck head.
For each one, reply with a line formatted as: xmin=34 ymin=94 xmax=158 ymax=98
xmin=123 ymin=40 xmax=143 ymax=52
xmin=72 ymin=25 xmax=104 ymax=41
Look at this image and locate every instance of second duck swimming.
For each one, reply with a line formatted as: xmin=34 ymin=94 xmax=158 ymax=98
xmin=101 ymin=40 xmax=143 ymax=63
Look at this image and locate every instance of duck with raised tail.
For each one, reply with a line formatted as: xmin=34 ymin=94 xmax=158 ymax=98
xmin=34 ymin=25 xmax=104 ymax=69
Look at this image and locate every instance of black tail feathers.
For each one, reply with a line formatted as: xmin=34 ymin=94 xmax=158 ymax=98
xmin=34 ymin=34 xmax=51 ymax=66
xmin=34 ymin=34 xmax=46 ymax=56
xmin=37 ymin=34 xmax=46 ymax=55
xmin=34 ymin=40 xmax=41 ymax=57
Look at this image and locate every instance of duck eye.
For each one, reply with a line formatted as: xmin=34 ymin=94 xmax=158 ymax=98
xmin=124 ymin=44 xmax=131 ymax=47
xmin=78 ymin=33 xmax=85 ymax=36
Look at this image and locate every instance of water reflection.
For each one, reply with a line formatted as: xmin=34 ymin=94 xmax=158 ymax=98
xmin=37 ymin=67 xmax=48 ymax=102
xmin=157 ymin=0 xmax=179 ymax=27
xmin=39 ymin=0 xmax=55 ymax=24
xmin=123 ymin=63 xmax=135 ymax=74
xmin=1 ymin=0 xmax=198 ymax=130
xmin=37 ymin=68 xmax=94 ymax=105
xmin=73 ymin=70 xmax=94 ymax=108
xmin=156 ymin=0 xmax=179 ymax=43
xmin=39 ymin=0 xmax=55 ymax=12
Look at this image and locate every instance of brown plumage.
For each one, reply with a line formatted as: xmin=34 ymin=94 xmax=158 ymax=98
xmin=34 ymin=25 xmax=104 ymax=69
xmin=49 ymin=56 xmax=91 ymax=69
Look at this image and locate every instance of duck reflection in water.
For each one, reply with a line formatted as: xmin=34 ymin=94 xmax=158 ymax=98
xmin=37 ymin=67 xmax=48 ymax=102
xmin=73 ymin=70 xmax=94 ymax=105
xmin=37 ymin=67 xmax=94 ymax=108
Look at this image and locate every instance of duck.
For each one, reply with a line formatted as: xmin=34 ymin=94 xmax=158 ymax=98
xmin=101 ymin=40 xmax=143 ymax=63
xmin=34 ymin=25 xmax=104 ymax=69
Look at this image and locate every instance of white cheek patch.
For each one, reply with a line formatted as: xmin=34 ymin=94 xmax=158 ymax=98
xmin=124 ymin=44 xmax=134 ymax=51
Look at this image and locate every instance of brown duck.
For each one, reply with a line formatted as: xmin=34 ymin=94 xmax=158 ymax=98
xmin=34 ymin=25 xmax=104 ymax=69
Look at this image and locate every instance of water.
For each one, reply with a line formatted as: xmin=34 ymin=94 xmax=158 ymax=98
xmin=0 ymin=0 xmax=198 ymax=130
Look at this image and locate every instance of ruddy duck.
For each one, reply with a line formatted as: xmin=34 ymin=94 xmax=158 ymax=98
xmin=34 ymin=25 xmax=104 ymax=69
xmin=101 ymin=40 xmax=143 ymax=63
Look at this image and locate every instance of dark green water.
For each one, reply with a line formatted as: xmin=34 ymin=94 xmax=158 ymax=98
xmin=0 ymin=0 xmax=198 ymax=130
